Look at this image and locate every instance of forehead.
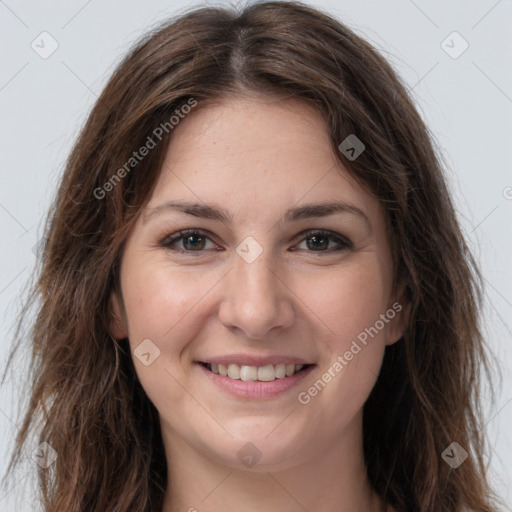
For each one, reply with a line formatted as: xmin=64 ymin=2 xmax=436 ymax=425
xmin=164 ymin=95 xmax=333 ymax=171
xmin=146 ymin=95 xmax=385 ymax=231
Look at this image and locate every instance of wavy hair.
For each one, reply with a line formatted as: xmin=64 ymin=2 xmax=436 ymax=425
xmin=1 ymin=1 xmax=502 ymax=510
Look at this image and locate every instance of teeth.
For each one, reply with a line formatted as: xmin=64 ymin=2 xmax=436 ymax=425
xmin=240 ymin=365 xmax=258 ymax=381
xmin=257 ymin=365 xmax=275 ymax=381
xmin=227 ymin=363 xmax=240 ymax=379
xmin=275 ymin=363 xmax=286 ymax=378
xmin=285 ymin=363 xmax=295 ymax=377
xmin=208 ymin=362 xmax=306 ymax=381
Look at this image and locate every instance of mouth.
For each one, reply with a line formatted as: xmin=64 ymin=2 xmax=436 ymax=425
xmin=194 ymin=355 xmax=317 ymax=399
xmin=198 ymin=361 xmax=314 ymax=382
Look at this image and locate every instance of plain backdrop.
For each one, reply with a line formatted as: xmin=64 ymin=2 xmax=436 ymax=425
xmin=0 ymin=0 xmax=511 ymax=510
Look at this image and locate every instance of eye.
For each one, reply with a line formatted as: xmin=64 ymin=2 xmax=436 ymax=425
xmin=160 ymin=228 xmax=352 ymax=254
xmin=160 ymin=229 xmax=218 ymax=253
xmin=293 ymin=229 xmax=352 ymax=253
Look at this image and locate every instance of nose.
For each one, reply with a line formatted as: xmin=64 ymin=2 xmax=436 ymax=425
xmin=218 ymin=246 xmax=296 ymax=340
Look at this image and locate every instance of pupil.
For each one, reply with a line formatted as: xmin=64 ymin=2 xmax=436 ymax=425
xmin=307 ymin=235 xmax=327 ymax=250
xmin=185 ymin=235 xmax=204 ymax=250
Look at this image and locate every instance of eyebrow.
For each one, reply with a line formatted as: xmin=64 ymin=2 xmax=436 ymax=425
xmin=144 ymin=200 xmax=372 ymax=231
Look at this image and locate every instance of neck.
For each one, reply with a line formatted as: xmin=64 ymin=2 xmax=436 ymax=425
xmin=161 ymin=411 xmax=386 ymax=512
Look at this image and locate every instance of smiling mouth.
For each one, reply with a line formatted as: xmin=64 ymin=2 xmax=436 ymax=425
xmin=199 ymin=362 xmax=313 ymax=382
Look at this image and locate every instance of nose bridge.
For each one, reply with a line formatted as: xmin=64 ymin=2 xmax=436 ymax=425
xmin=218 ymin=238 xmax=294 ymax=339
xmin=235 ymin=244 xmax=277 ymax=295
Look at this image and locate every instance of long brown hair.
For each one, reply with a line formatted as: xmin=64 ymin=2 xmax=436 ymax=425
xmin=1 ymin=1 xmax=503 ymax=510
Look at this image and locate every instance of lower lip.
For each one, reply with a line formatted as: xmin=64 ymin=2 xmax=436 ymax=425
xmin=197 ymin=363 xmax=316 ymax=399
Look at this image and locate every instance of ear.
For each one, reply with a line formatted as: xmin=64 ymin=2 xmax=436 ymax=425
xmin=384 ymin=289 xmax=410 ymax=346
xmin=109 ymin=289 xmax=128 ymax=340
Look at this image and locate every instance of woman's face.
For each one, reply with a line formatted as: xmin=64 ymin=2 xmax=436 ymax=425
xmin=110 ymin=95 xmax=407 ymax=471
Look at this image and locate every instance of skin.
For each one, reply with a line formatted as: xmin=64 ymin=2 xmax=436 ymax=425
xmin=110 ymin=94 xmax=408 ymax=512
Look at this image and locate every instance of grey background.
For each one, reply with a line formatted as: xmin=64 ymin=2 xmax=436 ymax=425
xmin=0 ymin=0 xmax=511 ymax=510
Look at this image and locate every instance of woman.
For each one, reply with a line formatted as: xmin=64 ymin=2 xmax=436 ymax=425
xmin=1 ymin=1 xmax=502 ymax=511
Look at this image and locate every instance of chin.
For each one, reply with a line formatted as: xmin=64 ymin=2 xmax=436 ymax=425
xmin=199 ymin=422 xmax=309 ymax=471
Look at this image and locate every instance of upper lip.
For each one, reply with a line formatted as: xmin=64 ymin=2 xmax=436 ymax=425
xmin=197 ymin=355 xmax=314 ymax=366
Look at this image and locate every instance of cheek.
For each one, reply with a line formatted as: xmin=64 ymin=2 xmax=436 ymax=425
xmin=120 ymin=260 xmax=213 ymax=412
xmin=304 ymin=257 xmax=389 ymax=351
xmin=122 ymin=258 xmax=209 ymax=345
xmin=294 ymin=258 xmax=390 ymax=428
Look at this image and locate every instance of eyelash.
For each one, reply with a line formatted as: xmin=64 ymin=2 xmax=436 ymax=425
xmin=160 ymin=228 xmax=352 ymax=255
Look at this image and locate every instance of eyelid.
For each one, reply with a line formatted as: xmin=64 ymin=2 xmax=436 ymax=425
xmin=160 ymin=228 xmax=353 ymax=254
